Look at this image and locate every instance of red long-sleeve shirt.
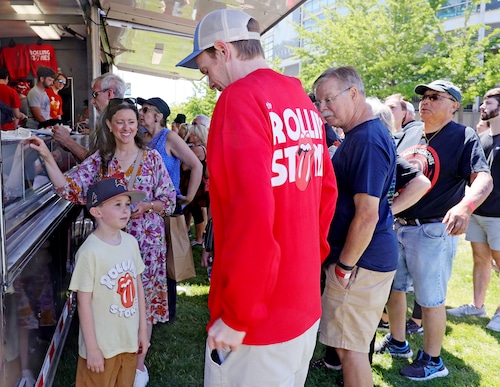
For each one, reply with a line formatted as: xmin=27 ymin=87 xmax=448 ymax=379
xmin=207 ymin=69 xmax=337 ymax=345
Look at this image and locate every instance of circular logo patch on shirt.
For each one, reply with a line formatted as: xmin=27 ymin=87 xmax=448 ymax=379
xmin=400 ymin=144 xmax=440 ymax=188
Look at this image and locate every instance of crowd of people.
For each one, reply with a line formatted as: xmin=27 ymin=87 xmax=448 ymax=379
xmin=4 ymin=8 xmax=498 ymax=387
xmin=0 ymin=65 xmax=71 ymax=131
xmin=173 ymin=8 xmax=497 ymax=387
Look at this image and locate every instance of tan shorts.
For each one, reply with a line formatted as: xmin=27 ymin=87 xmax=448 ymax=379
xmin=76 ymin=352 xmax=137 ymax=387
xmin=319 ymin=265 xmax=395 ymax=353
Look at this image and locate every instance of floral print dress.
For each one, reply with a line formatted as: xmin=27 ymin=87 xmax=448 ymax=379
xmin=55 ymin=148 xmax=176 ymax=324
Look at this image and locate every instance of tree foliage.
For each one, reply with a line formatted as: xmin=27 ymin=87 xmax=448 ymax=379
xmin=294 ymin=0 xmax=441 ymax=98
xmin=293 ymin=0 xmax=500 ymax=104
xmin=170 ymin=80 xmax=217 ymax=122
xmin=428 ymin=0 xmax=500 ymax=104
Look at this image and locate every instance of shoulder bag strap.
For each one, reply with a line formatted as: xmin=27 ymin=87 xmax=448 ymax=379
xmin=127 ymin=150 xmax=143 ymax=190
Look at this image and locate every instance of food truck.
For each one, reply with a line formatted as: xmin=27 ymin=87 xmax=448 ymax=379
xmin=0 ymin=0 xmax=304 ymax=385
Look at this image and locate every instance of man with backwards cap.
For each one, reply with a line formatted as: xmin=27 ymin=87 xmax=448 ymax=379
xmin=376 ymin=80 xmax=492 ymax=381
xmin=177 ymin=9 xmax=337 ymax=386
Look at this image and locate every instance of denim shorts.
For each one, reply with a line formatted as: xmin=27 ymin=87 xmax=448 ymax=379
xmin=392 ymin=222 xmax=458 ymax=307
xmin=465 ymin=214 xmax=500 ymax=251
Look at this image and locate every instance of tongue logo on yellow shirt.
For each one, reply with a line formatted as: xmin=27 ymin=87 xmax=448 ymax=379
xmin=117 ymin=272 xmax=136 ymax=308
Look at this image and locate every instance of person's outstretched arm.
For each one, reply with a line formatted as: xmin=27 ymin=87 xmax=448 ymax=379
xmin=28 ymin=136 xmax=67 ymax=187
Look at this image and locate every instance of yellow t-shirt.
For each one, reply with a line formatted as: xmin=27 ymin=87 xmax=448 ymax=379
xmin=69 ymin=231 xmax=145 ymax=359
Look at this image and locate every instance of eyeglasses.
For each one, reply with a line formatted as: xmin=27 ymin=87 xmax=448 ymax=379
xmin=419 ymin=94 xmax=457 ymax=103
xmin=58 ymin=79 xmax=67 ymax=85
xmin=91 ymin=88 xmax=110 ymax=99
xmin=108 ymin=97 xmax=137 ymax=107
xmin=316 ymin=87 xmax=352 ymax=108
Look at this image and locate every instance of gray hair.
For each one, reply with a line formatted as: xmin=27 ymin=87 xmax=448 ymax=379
xmin=91 ymin=73 xmax=126 ymax=98
xmin=313 ymin=66 xmax=365 ymax=96
xmin=192 ymin=114 xmax=211 ymax=129
xmin=366 ymin=97 xmax=395 ymax=134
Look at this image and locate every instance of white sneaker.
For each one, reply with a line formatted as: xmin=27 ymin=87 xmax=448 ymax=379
xmin=486 ymin=312 xmax=500 ymax=332
xmin=446 ymin=304 xmax=488 ymax=317
xmin=134 ymin=365 xmax=149 ymax=387
xmin=19 ymin=369 xmax=36 ymax=387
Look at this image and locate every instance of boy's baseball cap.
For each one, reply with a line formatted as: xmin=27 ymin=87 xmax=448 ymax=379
xmin=414 ymin=80 xmax=462 ymax=103
xmin=176 ymin=9 xmax=261 ymax=69
xmin=137 ymin=97 xmax=171 ymax=118
xmin=86 ymin=177 xmax=145 ymax=211
xmin=405 ymin=101 xmax=415 ymax=113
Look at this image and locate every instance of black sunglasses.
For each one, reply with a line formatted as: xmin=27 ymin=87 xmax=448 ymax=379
xmin=91 ymin=88 xmax=109 ymax=98
xmin=109 ymin=97 xmax=137 ymax=107
xmin=419 ymin=94 xmax=457 ymax=103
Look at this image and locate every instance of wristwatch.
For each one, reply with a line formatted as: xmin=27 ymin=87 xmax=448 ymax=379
xmin=146 ymin=202 xmax=154 ymax=214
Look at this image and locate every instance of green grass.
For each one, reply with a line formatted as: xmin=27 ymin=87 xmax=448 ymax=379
xmin=54 ymin=237 xmax=500 ymax=386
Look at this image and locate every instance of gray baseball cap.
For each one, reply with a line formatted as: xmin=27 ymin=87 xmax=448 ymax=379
xmin=415 ymin=80 xmax=462 ymax=103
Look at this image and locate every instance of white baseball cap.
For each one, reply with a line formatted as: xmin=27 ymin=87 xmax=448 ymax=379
xmin=176 ymin=9 xmax=261 ymax=69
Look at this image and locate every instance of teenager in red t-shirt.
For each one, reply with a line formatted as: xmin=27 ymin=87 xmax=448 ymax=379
xmin=46 ymin=73 xmax=67 ymax=120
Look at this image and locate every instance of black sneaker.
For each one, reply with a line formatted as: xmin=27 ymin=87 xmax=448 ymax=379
xmin=406 ymin=319 xmax=424 ymax=335
xmin=377 ymin=319 xmax=390 ymax=332
xmin=400 ymin=349 xmax=449 ymax=381
xmin=310 ymin=358 xmax=342 ymax=371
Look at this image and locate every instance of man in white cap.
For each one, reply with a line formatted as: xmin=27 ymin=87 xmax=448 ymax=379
xmin=177 ymin=9 xmax=338 ymax=386
xmin=376 ymin=80 xmax=492 ymax=381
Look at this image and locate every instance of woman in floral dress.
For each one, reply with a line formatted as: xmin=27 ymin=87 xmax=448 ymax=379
xmin=29 ymin=99 xmax=176 ymax=386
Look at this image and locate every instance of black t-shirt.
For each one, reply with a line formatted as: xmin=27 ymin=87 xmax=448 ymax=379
xmin=397 ymin=121 xmax=489 ymax=219
xmin=475 ymin=132 xmax=500 ymax=217
xmin=395 ymin=155 xmax=421 ymax=192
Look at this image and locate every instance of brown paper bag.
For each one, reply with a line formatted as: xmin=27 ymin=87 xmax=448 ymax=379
xmin=165 ymin=215 xmax=196 ymax=281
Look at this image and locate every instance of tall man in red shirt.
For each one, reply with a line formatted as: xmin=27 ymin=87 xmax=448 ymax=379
xmin=177 ymin=9 xmax=337 ymax=386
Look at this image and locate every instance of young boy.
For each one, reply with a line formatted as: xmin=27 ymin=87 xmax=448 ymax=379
xmin=69 ymin=177 xmax=148 ymax=386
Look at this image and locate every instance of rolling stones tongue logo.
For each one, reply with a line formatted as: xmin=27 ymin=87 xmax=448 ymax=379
xmin=117 ymin=272 xmax=136 ymax=308
xmin=296 ymin=134 xmax=315 ymax=191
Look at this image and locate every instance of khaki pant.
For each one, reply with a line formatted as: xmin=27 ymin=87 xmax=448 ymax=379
xmin=204 ymin=320 xmax=319 ymax=387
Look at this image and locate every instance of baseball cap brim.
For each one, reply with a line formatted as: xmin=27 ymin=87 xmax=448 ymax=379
xmin=176 ymin=49 xmax=204 ymax=69
xmin=415 ymin=84 xmax=448 ymax=95
xmin=86 ymin=190 xmax=146 ymax=211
